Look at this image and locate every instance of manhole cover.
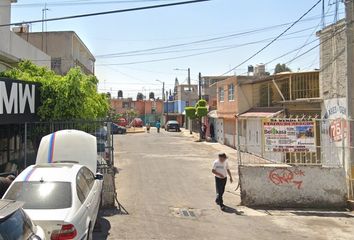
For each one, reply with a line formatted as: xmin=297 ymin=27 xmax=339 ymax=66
xmin=170 ymin=207 xmax=200 ymax=219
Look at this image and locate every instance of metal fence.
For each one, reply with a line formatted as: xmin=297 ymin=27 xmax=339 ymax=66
xmin=235 ymin=117 xmax=354 ymax=200
xmin=0 ymin=120 xmax=115 ymax=176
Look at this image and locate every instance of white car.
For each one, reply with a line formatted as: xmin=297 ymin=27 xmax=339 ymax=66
xmin=0 ymin=199 xmax=45 ymax=240
xmin=3 ymin=130 xmax=103 ymax=240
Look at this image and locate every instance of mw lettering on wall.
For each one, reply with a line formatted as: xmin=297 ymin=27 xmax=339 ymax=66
xmin=0 ymin=78 xmax=40 ymax=123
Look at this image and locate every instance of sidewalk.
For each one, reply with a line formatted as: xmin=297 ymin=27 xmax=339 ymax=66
xmin=181 ymin=128 xmax=238 ymax=163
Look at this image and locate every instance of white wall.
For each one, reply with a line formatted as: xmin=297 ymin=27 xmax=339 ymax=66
xmin=0 ymin=0 xmax=50 ymax=68
xmin=215 ymin=118 xmax=224 ymax=144
xmin=240 ymin=165 xmax=347 ymax=208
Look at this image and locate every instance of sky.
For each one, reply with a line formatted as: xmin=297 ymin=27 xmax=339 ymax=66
xmin=9 ymin=0 xmax=345 ymax=99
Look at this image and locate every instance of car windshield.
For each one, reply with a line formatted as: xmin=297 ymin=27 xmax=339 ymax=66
xmin=4 ymin=182 xmax=72 ymax=209
xmin=0 ymin=209 xmax=34 ymax=240
xmin=168 ymin=121 xmax=178 ymax=124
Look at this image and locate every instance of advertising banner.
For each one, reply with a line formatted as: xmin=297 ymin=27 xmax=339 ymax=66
xmin=263 ymin=121 xmax=316 ymax=152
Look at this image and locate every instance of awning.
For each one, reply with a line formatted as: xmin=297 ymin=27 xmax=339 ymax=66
xmin=208 ymin=110 xmax=218 ymax=118
xmin=239 ymin=107 xmax=283 ymax=118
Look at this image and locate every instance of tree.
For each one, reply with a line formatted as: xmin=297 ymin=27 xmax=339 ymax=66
xmin=274 ymin=63 xmax=291 ymax=74
xmin=149 ymin=92 xmax=155 ymax=100
xmin=184 ymin=99 xmax=208 ymax=140
xmin=136 ymin=92 xmax=144 ymax=101
xmin=0 ymin=60 xmax=109 ymax=121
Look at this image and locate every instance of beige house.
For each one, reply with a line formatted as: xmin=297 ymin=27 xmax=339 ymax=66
xmin=0 ymin=0 xmax=50 ymax=71
xmin=16 ymin=31 xmax=95 ymax=75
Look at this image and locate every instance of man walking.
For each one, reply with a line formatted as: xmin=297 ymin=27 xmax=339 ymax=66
xmin=212 ymin=153 xmax=233 ymax=210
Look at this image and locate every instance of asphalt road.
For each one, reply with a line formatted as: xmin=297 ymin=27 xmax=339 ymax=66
xmin=94 ymin=129 xmax=354 ymax=240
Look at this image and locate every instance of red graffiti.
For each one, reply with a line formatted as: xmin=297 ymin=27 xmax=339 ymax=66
xmin=269 ymin=168 xmax=305 ymax=189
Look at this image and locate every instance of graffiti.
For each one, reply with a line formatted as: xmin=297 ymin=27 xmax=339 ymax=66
xmin=268 ymin=168 xmax=305 ymax=189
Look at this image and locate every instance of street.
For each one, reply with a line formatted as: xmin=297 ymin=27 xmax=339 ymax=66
xmin=94 ymin=129 xmax=354 ymax=240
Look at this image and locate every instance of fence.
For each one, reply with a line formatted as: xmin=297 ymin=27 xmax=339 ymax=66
xmin=0 ymin=120 xmax=114 ymax=176
xmin=236 ymin=117 xmax=354 ymax=200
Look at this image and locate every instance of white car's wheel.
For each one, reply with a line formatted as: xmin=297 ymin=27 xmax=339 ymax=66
xmin=87 ymin=222 xmax=93 ymax=240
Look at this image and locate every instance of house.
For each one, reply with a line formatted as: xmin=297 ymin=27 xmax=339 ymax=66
xmin=110 ymin=98 xmax=164 ymax=126
xmin=0 ymin=0 xmax=50 ymax=71
xmin=201 ymin=76 xmax=229 ymax=111
xmin=215 ymin=76 xmax=255 ymax=147
xmin=16 ymin=31 xmax=95 ymax=75
xmin=164 ymin=84 xmax=199 ymax=127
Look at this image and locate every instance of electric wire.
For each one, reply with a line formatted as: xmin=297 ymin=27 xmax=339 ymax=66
xmin=221 ymin=0 xmax=322 ymax=76
xmin=0 ymin=0 xmax=210 ymax=27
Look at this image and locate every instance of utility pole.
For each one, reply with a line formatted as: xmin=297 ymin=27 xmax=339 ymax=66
xmin=198 ymin=72 xmax=202 ymax=100
xmin=41 ymin=3 xmax=49 ymax=52
xmin=162 ymin=82 xmax=165 ymax=101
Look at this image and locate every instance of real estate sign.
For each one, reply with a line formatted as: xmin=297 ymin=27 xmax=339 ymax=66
xmin=0 ymin=78 xmax=40 ymax=124
xmin=263 ymin=121 xmax=316 ymax=152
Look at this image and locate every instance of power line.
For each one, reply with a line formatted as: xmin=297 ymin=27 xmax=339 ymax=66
xmin=96 ymin=30 xmax=319 ymax=65
xmin=0 ymin=0 xmax=210 ymax=27
xmin=221 ymin=0 xmax=322 ymax=76
xmin=7 ymin=0 xmax=178 ymax=8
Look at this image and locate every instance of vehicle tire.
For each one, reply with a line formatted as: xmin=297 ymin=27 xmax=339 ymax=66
xmin=87 ymin=222 xmax=93 ymax=240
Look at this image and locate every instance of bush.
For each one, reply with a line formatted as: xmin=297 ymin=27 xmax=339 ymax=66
xmin=196 ymin=107 xmax=208 ymax=118
xmin=185 ymin=107 xmax=197 ymax=119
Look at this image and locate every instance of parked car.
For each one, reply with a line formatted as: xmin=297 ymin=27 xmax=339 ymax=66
xmin=115 ymin=118 xmax=128 ymax=127
xmin=165 ymin=120 xmax=181 ymax=132
xmin=0 ymin=199 xmax=45 ymax=240
xmin=97 ymin=139 xmax=110 ymax=161
xmin=3 ymin=130 xmax=103 ymax=240
xmin=112 ymin=123 xmax=127 ymax=134
xmin=94 ymin=126 xmax=107 ymax=141
xmin=130 ymin=118 xmax=143 ymax=127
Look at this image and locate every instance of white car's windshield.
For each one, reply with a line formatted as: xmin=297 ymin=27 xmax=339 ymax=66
xmin=4 ymin=182 xmax=72 ymax=209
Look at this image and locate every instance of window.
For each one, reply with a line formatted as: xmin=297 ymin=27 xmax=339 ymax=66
xmin=228 ymin=84 xmax=234 ymax=101
xmin=219 ymin=87 xmax=224 ymax=102
xmin=0 ymin=209 xmax=34 ymax=239
xmin=5 ymin=182 xmax=72 ymax=209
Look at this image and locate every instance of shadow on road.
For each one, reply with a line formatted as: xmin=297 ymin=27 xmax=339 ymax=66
xmin=222 ymin=205 xmax=244 ymax=215
xmin=93 ymin=215 xmax=111 ymax=240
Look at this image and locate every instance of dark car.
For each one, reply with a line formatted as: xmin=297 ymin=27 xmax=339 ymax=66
xmin=0 ymin=200 xmax=44 ymax=240
xmin=112 ymin=123 xmax=127 ymax=134
xmin=165 ymin=120 xmax=180 ymax=132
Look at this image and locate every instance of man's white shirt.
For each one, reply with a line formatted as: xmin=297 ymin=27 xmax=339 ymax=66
xmin=212 ymin=159 xmax=229 ymax=178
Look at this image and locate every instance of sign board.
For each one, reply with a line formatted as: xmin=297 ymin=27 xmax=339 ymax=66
xmin=0 ymin=78 xmax=41 ymax=124
xmin=263 ymin=121 xmax=316 ymax=152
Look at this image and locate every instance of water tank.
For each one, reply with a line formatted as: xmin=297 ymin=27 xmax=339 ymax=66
xmin=254 ymin=64 xmax=266 ymax=76
xmin=118 ymin=90 xmax=123 ymax=98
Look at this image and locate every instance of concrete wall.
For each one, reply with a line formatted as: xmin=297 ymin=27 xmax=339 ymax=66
xmin=17 ymin=31 xmax=94 ymax=75
xmin=240 ymin=165 xmax=347 ymax=208
xmin=0 ymin=0 xmax=50 ymax=69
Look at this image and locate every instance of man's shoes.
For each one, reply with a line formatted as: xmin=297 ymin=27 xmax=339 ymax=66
xmin=220 ymin=204 xmax=225 ymax=211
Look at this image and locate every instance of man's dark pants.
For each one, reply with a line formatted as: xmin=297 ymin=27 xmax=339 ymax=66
xmin=215 ymin=177 xmax=227 ymax=206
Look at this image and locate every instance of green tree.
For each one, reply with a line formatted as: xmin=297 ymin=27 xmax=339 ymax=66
xmin=184 ymin=99 xmax=208 ymax=140
xmin=274 ymin=63 xmax=291 ymax=74
xmin=0 ymin=60 xmax=109 ymax=121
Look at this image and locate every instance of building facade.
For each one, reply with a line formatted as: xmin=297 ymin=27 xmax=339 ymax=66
xmin=0 ymin=0 xmax=50 ymax=71
xmin=111 ymin=98 xmax=164 ymax=126
xmin=17 ymin=31 xmax=95 ymax=75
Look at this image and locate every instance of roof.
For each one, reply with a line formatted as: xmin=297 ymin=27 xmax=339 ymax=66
xmin=14 ymin=164 xmax=81 ymax=183
xmin=0 ymin=200 xmax=23 ymax=220
xmin=239 ymin=107 xmax=284 ymax=118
